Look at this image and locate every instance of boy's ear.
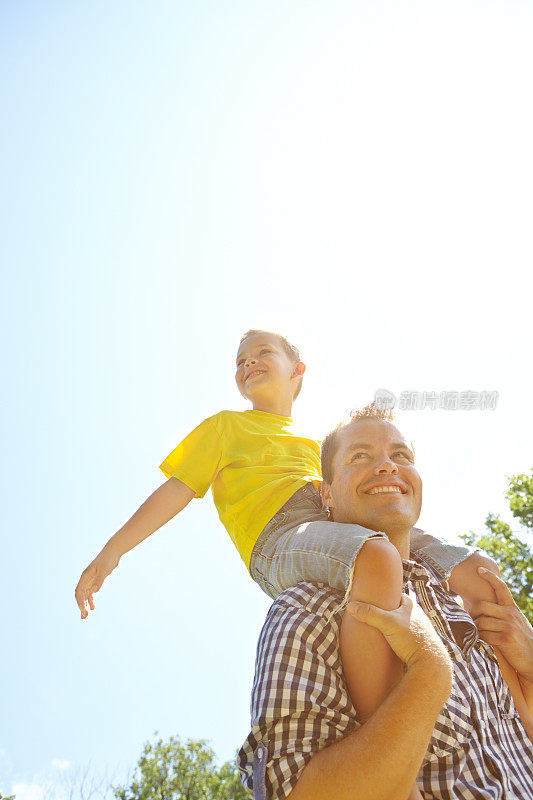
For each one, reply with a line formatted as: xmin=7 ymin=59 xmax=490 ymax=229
xmin=293 ymin=361 xmax=306 ymax=377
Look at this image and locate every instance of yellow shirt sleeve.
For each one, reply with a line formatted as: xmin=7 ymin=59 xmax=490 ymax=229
xmin=158 ymin=417 xmax=222 ymax=498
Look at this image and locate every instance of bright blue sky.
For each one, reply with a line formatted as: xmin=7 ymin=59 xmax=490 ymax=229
xmin=2 ymin=1 xmax=533 ymax=798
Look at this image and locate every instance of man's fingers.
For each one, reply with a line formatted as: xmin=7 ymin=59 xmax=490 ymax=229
xmin=477 ymin=630 xmax=506 ymax=647
xmin=477 ymin=567 xmax=515 ymax=607
xmin=346 ymin=594 xmax=448 ymax=670
xmin=473 ymin=615 xmax=506 ymax=633
xmin=347 ymin=600 xmax=390 ymax=630
xmin=347 ymin=593 xmax=413 ymax=631
xmin=469 ymin=598 xmax=509 ymax=622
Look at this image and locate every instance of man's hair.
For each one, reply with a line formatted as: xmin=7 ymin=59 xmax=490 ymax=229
xmin=321 ymin=403 xmax=398 ymax=483
xmin=239 ymin=329 xmax=303 ymax=399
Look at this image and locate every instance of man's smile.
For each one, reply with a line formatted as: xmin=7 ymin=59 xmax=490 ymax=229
xmin=365 ymin=483 xmax=407 ymax=495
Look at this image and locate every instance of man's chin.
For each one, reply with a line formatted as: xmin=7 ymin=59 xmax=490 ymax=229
xmin=354 ymin=511 xmax=419 ymax=536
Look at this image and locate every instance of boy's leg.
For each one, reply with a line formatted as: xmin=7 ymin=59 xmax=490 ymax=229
xmin=339 ymin=538 xmax=404 ymax=719
xmin=340 ymin=538 xmax=424 ymax=799
xmin=410 ymin=527 xmax=479 ymax=581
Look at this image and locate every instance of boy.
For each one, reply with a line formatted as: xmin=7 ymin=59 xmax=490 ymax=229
xmin=75 ymin=330 xmax=494 ymax=798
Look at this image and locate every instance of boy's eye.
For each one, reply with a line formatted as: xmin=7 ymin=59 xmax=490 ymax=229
xmin=236 ymin=348 xmax=271 ymax=367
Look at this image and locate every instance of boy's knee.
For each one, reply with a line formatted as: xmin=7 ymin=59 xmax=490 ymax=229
xmin=469 ymin=550 xmax=500 ymax=576
xmin=358 ymin=537 xmax=403 ymax=571
xmin=449 ymin=550 xmax=501 ymax=607
xmin=351 ymin=538 xmax=404 ymax=610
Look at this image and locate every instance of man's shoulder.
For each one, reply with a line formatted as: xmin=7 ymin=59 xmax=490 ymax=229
xmin=254 ymin=583 xmax=347 ymax=679
xmin=264 ymin=582 xmax=344 ymax=623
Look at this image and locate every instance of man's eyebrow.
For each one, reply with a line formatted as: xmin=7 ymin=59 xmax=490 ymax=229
xmin=344 ymin=441 xmax=414 ymax=454
xmin=391 ymin=441 xmax=413 ymax=452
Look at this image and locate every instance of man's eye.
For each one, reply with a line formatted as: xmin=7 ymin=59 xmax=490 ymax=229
xmin=394 ymin=451 xmax=413 ymax=461
xmin=351 ymin=453 xmax=366 ymax=461
xmin=260 ymin=349 xmax=271 ymax=355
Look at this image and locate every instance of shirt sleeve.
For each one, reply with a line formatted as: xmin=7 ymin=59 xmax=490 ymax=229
xmin=158 ymin=416 xmax=222 ymax=498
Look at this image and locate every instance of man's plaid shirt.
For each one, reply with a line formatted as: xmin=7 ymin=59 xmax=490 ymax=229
xmin=238 ymin=556 xmax=533 ymax=799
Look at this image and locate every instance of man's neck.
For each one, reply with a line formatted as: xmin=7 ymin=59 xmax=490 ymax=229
xmin=383 ymin=529 xmax=411 ymax=559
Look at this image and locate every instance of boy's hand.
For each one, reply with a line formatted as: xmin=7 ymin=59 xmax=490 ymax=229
xmin=75 ymin=547 xmax=120 ymax=619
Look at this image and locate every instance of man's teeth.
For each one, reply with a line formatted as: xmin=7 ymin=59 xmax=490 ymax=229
xmin=368 ymin=486 xmax=402 ymax=495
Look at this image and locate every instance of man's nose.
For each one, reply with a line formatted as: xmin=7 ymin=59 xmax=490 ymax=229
xmin=245 ymin=357 xmax=257 ymax=367
xmin=374 ymin=457 xmax=398 ymax=474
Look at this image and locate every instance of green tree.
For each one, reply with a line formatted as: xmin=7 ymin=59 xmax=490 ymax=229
xmin=460 ymin=469 xmax=533 ymax=624
xmin=212 ymin=758 xmax=249 ymax=800
xmin=112 ymin=733 xmax=250 ymax=800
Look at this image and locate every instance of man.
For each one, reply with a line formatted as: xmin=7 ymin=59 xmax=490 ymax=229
xmin=238 ymin=405 xmax=533 ymax=799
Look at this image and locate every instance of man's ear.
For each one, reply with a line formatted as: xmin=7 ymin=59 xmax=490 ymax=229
xmin=292 ymin=361 xmax=306 ymax=377
xmin=320 ymin=481 xmax=334 ymax=510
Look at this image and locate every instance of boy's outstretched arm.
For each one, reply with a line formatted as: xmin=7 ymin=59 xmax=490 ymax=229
xmin=75 ymin=477 xmax=195 ymax=619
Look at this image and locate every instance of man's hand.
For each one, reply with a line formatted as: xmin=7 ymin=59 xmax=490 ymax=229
xmin=470 ymin=567 xmax=533 ymax=683
xmin=347 ymin=591 xmax=452 ymax=673
xmin=75 ymin=547 xmax=121 ymax=620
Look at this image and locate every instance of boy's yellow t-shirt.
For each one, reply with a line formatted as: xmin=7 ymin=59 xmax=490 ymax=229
xmin=158 ymin=409 xmax=322 ymax=572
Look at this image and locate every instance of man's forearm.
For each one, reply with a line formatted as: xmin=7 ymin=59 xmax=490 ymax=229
xmin=287 ymin=655 xmax=451 ymax=800
xmin=102 ymin=478 xmax=195 ymax=558
xmin=519 ymin=675 xmax=533 ymax=714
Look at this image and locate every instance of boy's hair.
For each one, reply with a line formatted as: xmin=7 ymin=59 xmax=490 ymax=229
xmin=239 ymin=329 xmax=303 ymax=399
xmin=321 ymin=403 xmax=398 ymax=483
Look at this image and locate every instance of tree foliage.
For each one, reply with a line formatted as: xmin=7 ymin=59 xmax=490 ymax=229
xmin=460 ymin=469 xmax=533 ymax=624
xmin=111 ymin=733 xmax=250 ymax=800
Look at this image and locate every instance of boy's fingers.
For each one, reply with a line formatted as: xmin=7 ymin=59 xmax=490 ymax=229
xmin=75 ymin=580 xmax=91 ymax=617
xmin=74 ymin=587 xmax=84 ymax=613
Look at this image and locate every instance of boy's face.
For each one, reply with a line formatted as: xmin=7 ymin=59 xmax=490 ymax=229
xmin=235 ymin=333 xmax=304 ymax=404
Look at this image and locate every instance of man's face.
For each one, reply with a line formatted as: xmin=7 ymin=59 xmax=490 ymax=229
xmin=322 ymin=418 xmax=422 ymax=536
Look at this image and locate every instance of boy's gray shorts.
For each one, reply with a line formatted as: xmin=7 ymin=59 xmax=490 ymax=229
xmin=249 ymin=483 xmax=477 ymax=613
